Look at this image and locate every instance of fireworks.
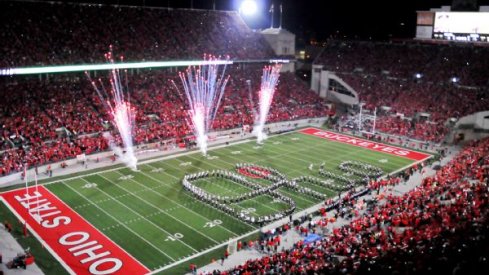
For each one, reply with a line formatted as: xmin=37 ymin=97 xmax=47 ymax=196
xmin=253 ymin=64 xmax=282 ymax=144
xmin=173 ymin=55 xmax=230 ymax=156
xmin=86 ymin=48 xmax=138 ymax=171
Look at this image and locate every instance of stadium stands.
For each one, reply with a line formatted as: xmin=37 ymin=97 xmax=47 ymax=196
xmin=315 ymin=40 xmax=489 ymax=142
xmin=0 ymin=67 xmax=327 ymax=176
xmin=0 ymin=1 xmax=275 ymax=66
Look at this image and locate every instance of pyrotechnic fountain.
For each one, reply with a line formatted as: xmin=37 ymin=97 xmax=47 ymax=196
xmin=86 ymin=49 xmax=138 ymax=170
xmin=252 ymin=64 xmax=282 ymax=144
xmin=173 ymin=55 xmax=230 ymax=156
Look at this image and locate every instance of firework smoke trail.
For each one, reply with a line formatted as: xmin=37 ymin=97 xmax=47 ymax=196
xmin=86 ymin=49 xmax=138 ymax=170
xmin=173 ymin=55 xmax=230 ymax=156
xmin=253 ymin=64 xmax=282 ymax=144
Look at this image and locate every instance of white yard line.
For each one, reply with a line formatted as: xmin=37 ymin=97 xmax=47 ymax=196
xmin=79 ymin=177 xmax=200 ymax=253
xmin=147 ymin=228 xmax=260 ymax=274
xmin=143 ymin=162 xmax=261 ymax=233
xmin=61 ymin=180 xmax=178 ymax=261
xmin=102 ymin=172 xmax=221 ymax=245
xmin=162 ymin=156 xmax=300 ymax=211
xmin=194 ymin=176 xmax=286 ymax=215
xmin=134 ymin=163 xmax=249 ymax=235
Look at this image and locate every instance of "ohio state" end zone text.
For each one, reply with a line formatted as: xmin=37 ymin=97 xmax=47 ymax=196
xmin=0 ymin=185 xmax=149 ymax=275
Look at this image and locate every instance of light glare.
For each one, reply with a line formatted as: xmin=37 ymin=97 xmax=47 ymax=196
xmin=240 ymin=0 xmax=257 ymax=16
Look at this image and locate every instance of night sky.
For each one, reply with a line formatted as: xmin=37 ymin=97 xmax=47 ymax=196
xmin=32 ymin=0 xmax=489 ymax=45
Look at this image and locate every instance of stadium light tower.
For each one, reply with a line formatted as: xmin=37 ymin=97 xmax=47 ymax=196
xmin=240 ymin=0 xmax=257 ymax=16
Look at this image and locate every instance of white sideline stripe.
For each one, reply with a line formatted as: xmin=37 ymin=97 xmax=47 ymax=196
xmin=147 ymin=228 xmax=260 ymax=274
xmin=103 ymin=171 xmax=220 ymax=245
xmin=61 ymin=180 xmax=177 ymax=261
xmin=2 ymin=128 xmax=302 ymax=194
xmin=0 ymin=196 xmax=76 ymax=275
xmin=79 ymin=177 xmax=200 ymax=252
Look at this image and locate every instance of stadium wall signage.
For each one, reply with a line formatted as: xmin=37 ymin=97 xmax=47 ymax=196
xmin=300 ymin=128 xmax=431 ymax=161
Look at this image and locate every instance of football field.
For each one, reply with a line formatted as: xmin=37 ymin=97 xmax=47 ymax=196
xmin=0 ymin=128 xmax=431 ymax=274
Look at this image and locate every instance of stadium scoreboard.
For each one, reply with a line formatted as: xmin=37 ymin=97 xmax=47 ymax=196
xmin=416 ymin=11 xmax=489 ymax=42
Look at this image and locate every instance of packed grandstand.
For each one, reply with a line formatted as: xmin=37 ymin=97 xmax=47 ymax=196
xmin=0 ymin=1 xmax=488 ymax=275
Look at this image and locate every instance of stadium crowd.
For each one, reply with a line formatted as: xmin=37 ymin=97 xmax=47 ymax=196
xmin=0 ymin=67 xmax=327 ymax=176
xmin=315 ymin=40 xmax=489 ymax=143
xmin=0 ymin=1 xmax=275 ymax=67
xmin=211 ymin=137 xmax=489 ymax=274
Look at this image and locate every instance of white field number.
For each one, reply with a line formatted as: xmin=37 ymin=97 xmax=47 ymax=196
xmin=165 ymin=233 xmax=184 ymax=241
xmin=82 ymin=183 xmax=98 ymax=189
xmin=119 ymin=175 xmax=134 ymax=181
xmin=204 ymin=219 xmax=222 ymax=228
xmin=180 ymin=162 xmax=192 ymax=167
xmin=231 ymin=151 xmax=241 ymax=155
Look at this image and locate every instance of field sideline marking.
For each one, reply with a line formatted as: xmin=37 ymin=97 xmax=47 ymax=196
xmin=147 ymin=227 xmax=260 ymax=274
xmin=0 ymin=128 xmax=310 ymax=195
xmin=60 ymin=180 xmax=178 ymax=262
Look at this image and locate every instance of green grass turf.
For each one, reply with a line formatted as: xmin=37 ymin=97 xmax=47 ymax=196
xmin=2 ymin=129 xmax=424 ymax=274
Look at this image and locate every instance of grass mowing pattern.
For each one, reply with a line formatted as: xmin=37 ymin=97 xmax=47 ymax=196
xmin=33 ymin=130 xmax=417 ymax=273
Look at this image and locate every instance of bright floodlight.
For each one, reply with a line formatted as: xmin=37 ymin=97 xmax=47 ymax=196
xmin=240 ymin=0 xmax=257 ymax=16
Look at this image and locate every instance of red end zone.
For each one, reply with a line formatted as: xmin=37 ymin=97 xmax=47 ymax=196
xmin=0 ymin=185 xmax=149 ymax=275
xmin=299 ymin=128 xmax=431 ymax=161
